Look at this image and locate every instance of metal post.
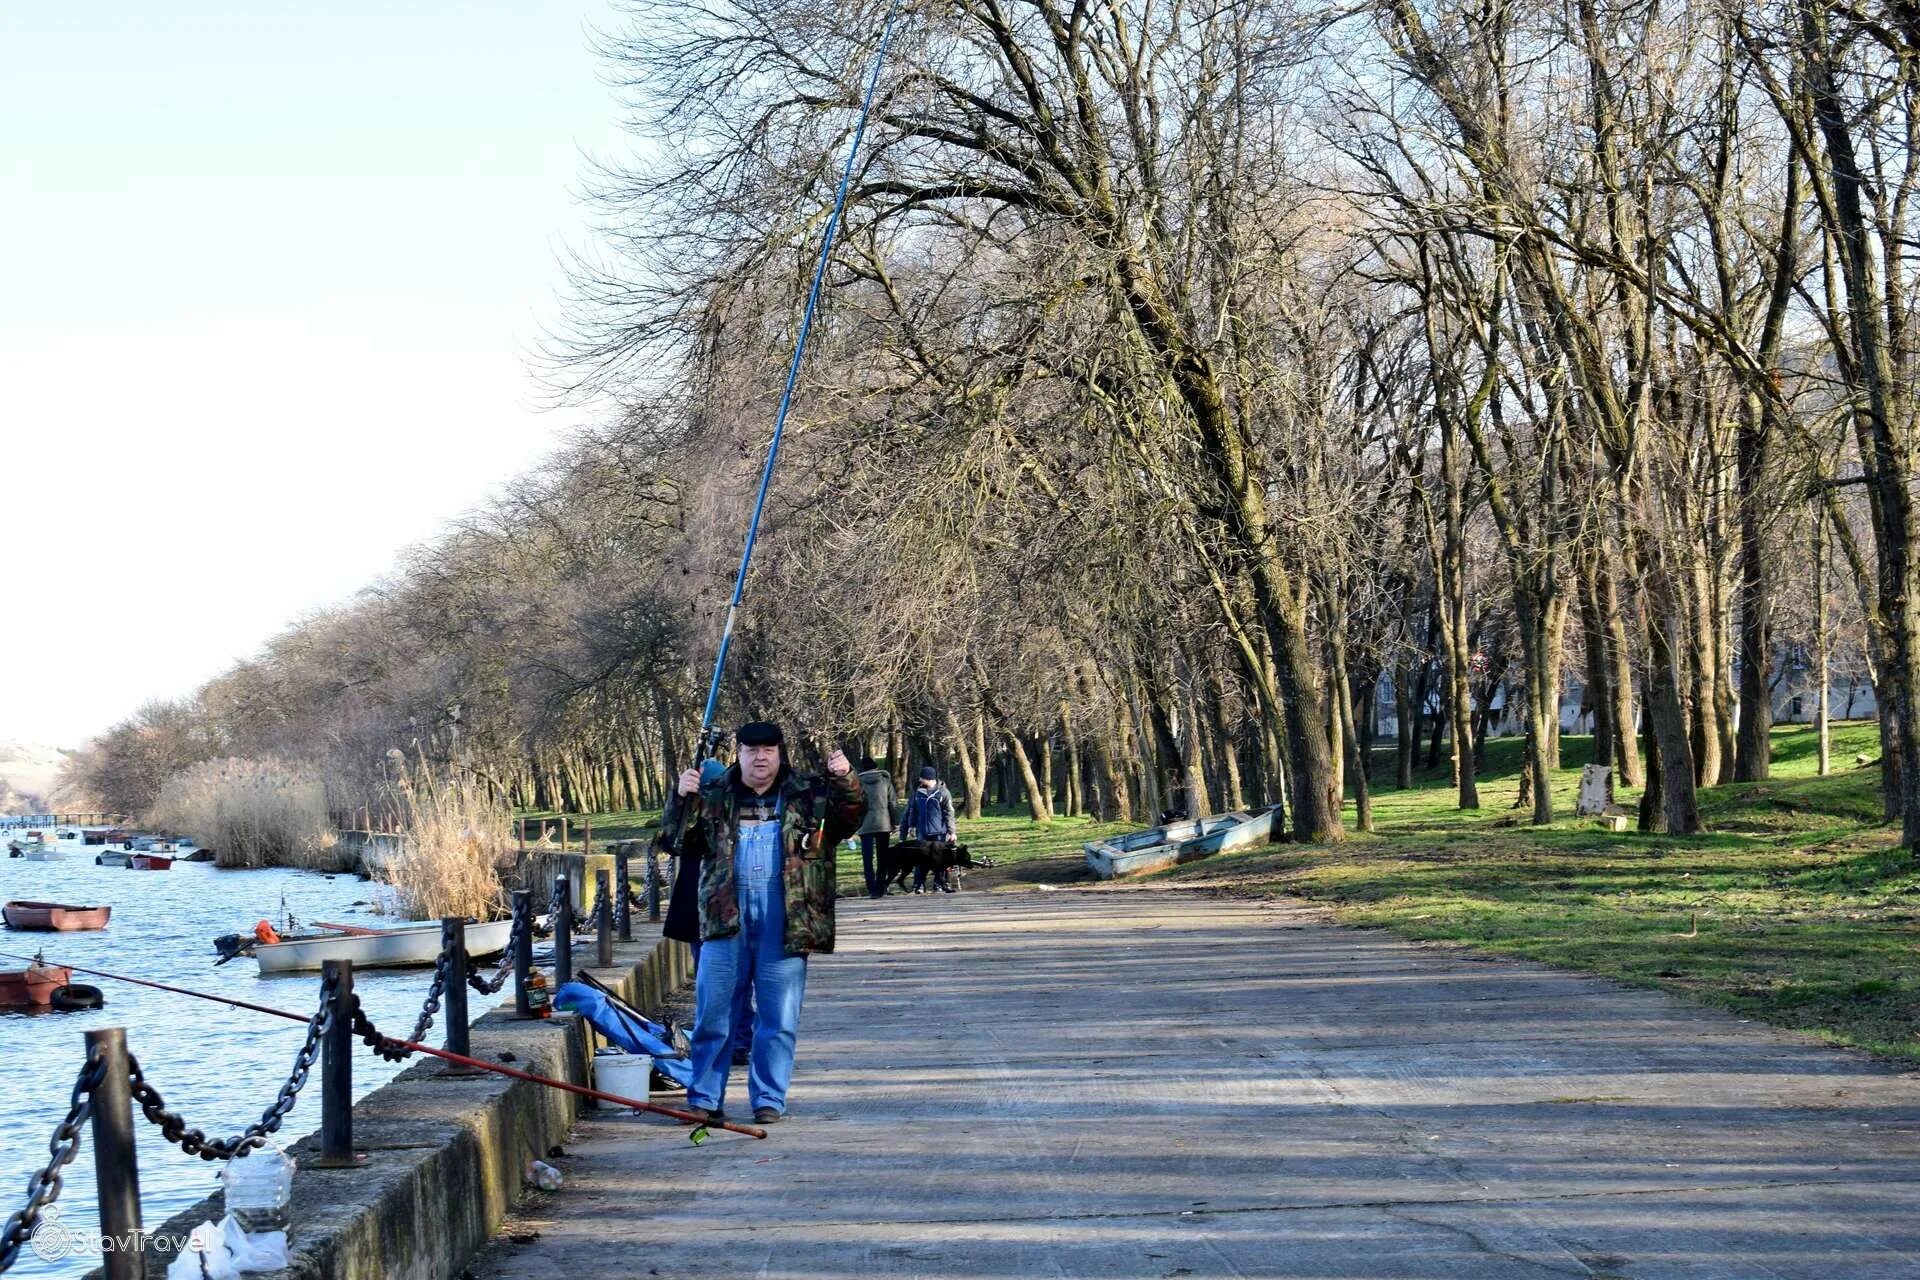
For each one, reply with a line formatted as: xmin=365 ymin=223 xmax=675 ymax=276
xmin=614 ymin=843 xmax=632 ymax=941
xmin=553 ymin=875 xmax=573 ymax=988
xmin=318 ymin=960 xmax=363 ymax=1166
xmin=512 ymin=890 xmax=533 ymax=1018
xmin=86 ymin=1028 xmax=142 ymax=1280
xmin=646 ymin=843 xmax=662 ymax=923
xmin=595 ymin=870 xmax=613 ymax=967
xmin=442 ymin=918 xmax=469 ymax=1059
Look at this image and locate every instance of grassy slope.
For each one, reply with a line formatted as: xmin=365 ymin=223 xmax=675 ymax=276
xmin=542 ymin=722 xmax=1920 ymax=1062
xmin=1165 ymin=722 xmax=1920 ymax=1063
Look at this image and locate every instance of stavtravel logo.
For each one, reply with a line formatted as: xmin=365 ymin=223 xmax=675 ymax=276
xmin=29 ymin=1206 xmax=194 ymax=1262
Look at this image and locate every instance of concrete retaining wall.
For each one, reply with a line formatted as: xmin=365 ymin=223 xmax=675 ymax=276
xmin=98 ymin=928 xmax=691 ymax=1279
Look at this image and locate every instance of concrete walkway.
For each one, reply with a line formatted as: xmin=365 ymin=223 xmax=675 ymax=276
xmin=470 ymin=890 xmax=1920 ymax=1279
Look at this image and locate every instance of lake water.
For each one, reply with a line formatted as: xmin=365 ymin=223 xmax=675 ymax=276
xmin=0 ymin=854 xmax=509 ymax=1278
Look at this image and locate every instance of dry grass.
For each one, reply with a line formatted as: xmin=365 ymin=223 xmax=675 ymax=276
xmin=148 ymin=757 xmax=336 ymax=869
xmin=376 ymin=757 xmax=510 ymax=921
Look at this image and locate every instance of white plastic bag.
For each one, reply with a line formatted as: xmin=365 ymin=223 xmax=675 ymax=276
xmin=165 ymin=1221 xmax=232 ymax=1280
xmin=220 ymin=1215 xmax=289 ymax=1272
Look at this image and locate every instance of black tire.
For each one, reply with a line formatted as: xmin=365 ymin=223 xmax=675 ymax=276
xmin=50 ymin=984 xmax=104 ymax=1012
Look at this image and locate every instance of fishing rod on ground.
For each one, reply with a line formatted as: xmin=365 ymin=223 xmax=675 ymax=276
xmin=660 ymin=0 xmax=907 ymax=843
xmin=0 ymin=952 xmax=767 ymax=1141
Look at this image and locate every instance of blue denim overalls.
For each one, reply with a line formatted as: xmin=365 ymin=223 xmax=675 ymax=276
xmin=685 ymin=796 xmax=809 ymax=1115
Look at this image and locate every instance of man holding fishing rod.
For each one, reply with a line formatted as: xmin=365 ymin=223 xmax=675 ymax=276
xmin=670 ymin=721 xmax=865 ymax=1125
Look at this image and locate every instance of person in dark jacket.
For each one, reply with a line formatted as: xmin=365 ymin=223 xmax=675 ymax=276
xmin=671 ymin=721 xmax=864 ymax=1124
xmin=854 ymin=756 xmax=898 ymax=898
xmin=900 ymin=765 xmax=958 ymax=893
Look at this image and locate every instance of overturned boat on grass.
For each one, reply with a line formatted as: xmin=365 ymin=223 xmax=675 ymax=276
xmin=1084 ymin=806 xmax=1281 ymax=879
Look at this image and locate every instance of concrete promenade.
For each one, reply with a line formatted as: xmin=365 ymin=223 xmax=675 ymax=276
xmin=472 ymin=890 xmax=1920 ymax=1279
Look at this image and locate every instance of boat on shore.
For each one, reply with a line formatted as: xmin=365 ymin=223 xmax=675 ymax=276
xmin=249 ymin=918 xmax=514 ymax=975
xmin=0 ymin=962 xmax=74 ymax=1008
xmin=1084 ymin=806 xmax=1281 ymax=879
xmin=3 ymin=901 xmax=112 ymax=932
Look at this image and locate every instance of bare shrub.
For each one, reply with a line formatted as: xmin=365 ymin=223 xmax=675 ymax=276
xmin=376 ymin=757 xmax=510 ymax=921
xmin=148 ymin=757 xmax=337 ymax=869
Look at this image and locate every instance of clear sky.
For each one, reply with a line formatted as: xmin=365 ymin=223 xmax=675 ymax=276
xmin=1 ymin=2 xmax=629 ymax=748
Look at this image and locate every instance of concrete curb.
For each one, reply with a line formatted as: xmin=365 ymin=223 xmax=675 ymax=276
xmin=98 ymin=930 xmax=691 ymax=1280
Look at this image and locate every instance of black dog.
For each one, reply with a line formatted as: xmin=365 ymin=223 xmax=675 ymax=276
xmin=878 ymin=839 xmax=976 ymax=894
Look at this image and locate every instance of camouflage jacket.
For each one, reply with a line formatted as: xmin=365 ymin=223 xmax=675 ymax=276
xmin=675 ymin=764 xmax=866 ymax=956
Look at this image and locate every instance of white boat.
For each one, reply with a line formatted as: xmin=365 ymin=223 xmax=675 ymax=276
xmin=251 ymin=919 xmax=514 ymax=975
xmin=1084 ymin=806 xmax=1281 ymax=879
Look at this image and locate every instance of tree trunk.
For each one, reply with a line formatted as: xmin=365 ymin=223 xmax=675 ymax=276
xmin=1816 ymin=502 xmax=1832 ymax=776
xmin=1006 ymin=733 xmax=1050 ymax=823
xmin=944 ymin=705 xmax=986 ymax=821
xmin=1060 ymin=701 xmax=1082 ymax=818
xmin=1645 ymin=592 xmax=1704 ymax=834
xmin=1579 ymin=556 xmax=1616 ymax=768
xmin=1394 ymin=660 xmax=1415 ymax=789
xmin=1600 ymin=554 xmax=1645 ymax=786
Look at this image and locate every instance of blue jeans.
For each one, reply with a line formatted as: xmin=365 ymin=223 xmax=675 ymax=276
xmin=686 ymin=820 xmax=806 ymax=1114
xmin=689 ymin=940 xmax=754 ymax=1055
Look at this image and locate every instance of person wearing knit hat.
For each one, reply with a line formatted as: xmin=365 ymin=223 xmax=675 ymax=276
xmin=900 ymin=765 xmax=958 ymax=893
xmin=670 ymin=721 xmax=866 ymax=1124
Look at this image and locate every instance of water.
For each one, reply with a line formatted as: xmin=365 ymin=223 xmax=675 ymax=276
xmin=0 ymin=855 xmax=506 ymax=1277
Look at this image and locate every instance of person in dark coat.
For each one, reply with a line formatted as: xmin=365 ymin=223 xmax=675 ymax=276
xmin=900 ymin=765 xmax=958 ymax=893
xmin=671 ymin=721 xmax=864 ymax=1123
xmin=854 ymin=756 xmax=898 ymax=898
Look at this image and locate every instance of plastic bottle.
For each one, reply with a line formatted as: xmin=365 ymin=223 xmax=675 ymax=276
xmin=222 ymin=1141 xmax=294 ymax=1236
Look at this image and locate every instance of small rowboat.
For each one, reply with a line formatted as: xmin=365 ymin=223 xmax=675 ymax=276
xmin=0 ymin=963 xmax=74 ymax=1007
xmin=251 ymin=918 xmax=514 ymax=975
xmin=96 ymin=852 xmax=131 ymax=867
xmin=1084 ymin=806 xmax=1281 ymax=879
xmin=128 ymin=854 xmax=173 ymax=871
xmin=3 ymin=901 xmax=112 ymax=932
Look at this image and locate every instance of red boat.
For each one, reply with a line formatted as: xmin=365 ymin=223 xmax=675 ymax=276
xmin=0 ymin=964 xmax=73 ymax=1007
xmin=3 ymin=901 xmax=112 ymax=932
xmin=128 ymin=854 xmax=173 ymax=871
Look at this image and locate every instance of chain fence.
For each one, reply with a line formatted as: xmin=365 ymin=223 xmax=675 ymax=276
xmin=0 ymin=1050 xmax=106 ymax=1274
xmin=128 ymin=968 xmax=338 ymax=1162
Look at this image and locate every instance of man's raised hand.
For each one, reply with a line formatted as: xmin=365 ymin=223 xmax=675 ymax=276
xmin=678 ymin=767 xmax=702 ymax=797
xmin=825 ymin=749 xmax=851 ymax=777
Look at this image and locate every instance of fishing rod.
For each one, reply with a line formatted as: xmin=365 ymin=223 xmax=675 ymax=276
xmin=1 ymin=952 xmax=766 ymax=1140
xmin=690 ymin=0 xmax=908 ymax=765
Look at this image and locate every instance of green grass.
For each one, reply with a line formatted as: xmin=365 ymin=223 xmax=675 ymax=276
xmin=1164 ymin=722 xmax=1920 ymax=1062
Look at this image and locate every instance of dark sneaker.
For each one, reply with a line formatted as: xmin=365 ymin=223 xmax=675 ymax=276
xmin=752 ymin=1107 xmax=784 ymax=1124
xmin=682 ymin=1104 xmax=725 ymax=1123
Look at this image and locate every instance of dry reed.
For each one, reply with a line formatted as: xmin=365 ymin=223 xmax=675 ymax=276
xmin=375 ymin=756 xmax=510 ymax=921
xmin=148 ymin=757 xmax=337 ymax=869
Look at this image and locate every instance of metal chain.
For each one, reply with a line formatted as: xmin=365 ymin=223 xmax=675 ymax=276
xmin=465 ymin=908 xmax=526 ymax=996
xmin=0 ymin=1052 xmax=105 ymax=1274
xmin=127 ymin=969 xmax=338 ymax=1162
xmin=350 ymin=999 xmax=414 ymax=1062
xmin=407 ymin=946 xmax=451 ymax=1044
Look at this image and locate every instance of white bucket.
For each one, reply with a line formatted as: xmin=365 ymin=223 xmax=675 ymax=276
xmin=593 ymin=1050 xmax=653 ymax=1109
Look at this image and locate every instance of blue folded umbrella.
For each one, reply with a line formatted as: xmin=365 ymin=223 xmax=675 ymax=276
xmin=554 ymin=982 xmax=693 ymax=1087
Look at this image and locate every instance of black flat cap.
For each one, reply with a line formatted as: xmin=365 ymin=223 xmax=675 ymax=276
xmin=737 ymin=720 xmax=784 ymax=747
